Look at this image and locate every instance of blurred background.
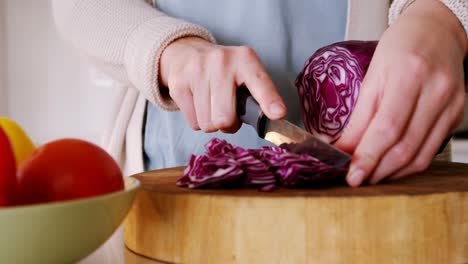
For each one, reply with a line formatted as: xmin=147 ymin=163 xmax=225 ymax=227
xmin=0 ymin=0 xmax=118 ymax=146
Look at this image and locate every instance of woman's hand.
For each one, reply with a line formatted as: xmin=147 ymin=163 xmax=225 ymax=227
xmin=335 ymin=0 xmax=468 ymax=186
xmin=159 ymin=37 xmax=287 ymax=133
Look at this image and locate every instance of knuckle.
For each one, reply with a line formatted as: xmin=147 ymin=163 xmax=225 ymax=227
xmin=188 ymin=121 xmax=200 ymax=131
xmin=213 ymin=116 xmax=235 ymax=130
xmin=412 ymin=157 xmax=431 ymax=173
xmin=390 ymin=142 xmax=413 ymax=167
xmin=204 ymin=127 xmax=218 ymax=133
xmin=437 ymin=72 xmax=455 ymax=90
xmin=237 ymin=45 xmax=257 ymax=60
xmin=376 ymin=121 xmax=400 ymax=143
xmin=406 ymin=52 xmax=431 ymax=78
xmin=433 ymin=74 xmax=454 ymax=102
xmin=254 ymin=70 xmax=269 ymax=82
xmin=434 ymin=86 xmax=451 ymax=104
xmin=186 ymin=57 xmax=205 ymax=77
xmin=199 ymin=121 xmax=217 ymax=133
xmin=208 ymin=48 xmax=229 ymax=66
xmin=355 ymin=151 xmax=379 ymax=169
xmin=221 ymin=122 xmax=241 ymax=134
xmin=168 ymin=82 xmax=186 ymax=99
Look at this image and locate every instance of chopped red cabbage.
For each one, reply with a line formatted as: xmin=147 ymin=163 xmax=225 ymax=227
xmin=177 ymin=138 xmax=342 ymax=191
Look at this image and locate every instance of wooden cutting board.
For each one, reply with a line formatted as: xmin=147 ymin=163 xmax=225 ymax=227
xmin=124 ymin=162 xmax=468 ymax=264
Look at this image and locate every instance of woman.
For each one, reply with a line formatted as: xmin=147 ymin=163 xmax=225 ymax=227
xmin=52 ymin=0 xmax=467 ymax=187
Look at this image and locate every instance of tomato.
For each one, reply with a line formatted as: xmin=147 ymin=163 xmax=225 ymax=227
xmin=0 ymin=117 xmax=36 ymax=167
xmin=0 ymin=127 xmax=17 ymax=206
xmin=17 ymin=139 xmax=124 ymax=205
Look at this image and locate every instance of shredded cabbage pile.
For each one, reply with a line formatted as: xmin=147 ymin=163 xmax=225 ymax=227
xmin=177 ymin=138 xmax=340 ymax=191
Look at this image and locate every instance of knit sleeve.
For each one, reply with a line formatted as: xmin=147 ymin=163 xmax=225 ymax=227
xmin=51 ymin=0 xmax=216 ymax=111
xmin=389 ymin=0 xmax=468 ymax=38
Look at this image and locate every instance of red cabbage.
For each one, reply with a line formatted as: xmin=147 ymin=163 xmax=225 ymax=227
xmin=295 ymin=41 xmax=377 ymax=143
xmin=177 ymin=138 xmax=340 ymax=191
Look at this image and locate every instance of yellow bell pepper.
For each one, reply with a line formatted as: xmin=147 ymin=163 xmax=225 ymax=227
xmin=0 ymin=117 xmax=36 ymax=167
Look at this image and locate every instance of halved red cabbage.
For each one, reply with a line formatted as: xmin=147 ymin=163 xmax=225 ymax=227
xmin=295 ymin=41 xmax=377 ymax=143
xmin=177 ymin=138 xmax=340 ymax=191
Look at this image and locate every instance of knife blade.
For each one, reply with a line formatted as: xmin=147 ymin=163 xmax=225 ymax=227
xmin=236 ymin=85 xmax=351 ymax=168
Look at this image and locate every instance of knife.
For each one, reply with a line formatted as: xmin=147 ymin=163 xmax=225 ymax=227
xmin=236 ymin=85 xmax=351 ymax=169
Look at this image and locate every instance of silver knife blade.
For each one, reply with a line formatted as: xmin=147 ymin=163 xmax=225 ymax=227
xmin=264 ymin=119 xmax=352 ymax=168
xmin=235 ymin=85 xmax=351 ymax=169
xmin=264 ymin=119 xmax=311 ymax=145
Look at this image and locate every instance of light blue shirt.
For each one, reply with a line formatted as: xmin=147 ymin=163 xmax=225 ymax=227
xmin=144 ymin=0 xmax=347 ymax=170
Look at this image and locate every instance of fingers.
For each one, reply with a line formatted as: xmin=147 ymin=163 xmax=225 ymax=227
xmin=367 ymin=74 xmax=452 ymax=184
xmin=345 ymin=72 xmax=421 ymax=187
xmin=388 ymin=89 xmax=465 ymax=180
xmin=210 ymin=58 xmax=240 ymax=133
xmin=192 ymin=73 xmax=217 ymax=133
xmin=366 ymin=102 xmax=439 ymax=184
xmin=167 ymin=43 xmax=284 ymax=133
xmin=168 ymin=78 xmax=199 ymax=130
xmin=389 ymin=110 xmax=456 ymax=180
xmin=235 ymin=46 xmax=287 ymax=120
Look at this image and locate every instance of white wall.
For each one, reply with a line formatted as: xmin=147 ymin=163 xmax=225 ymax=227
xmin=0 ymin=0 xmax=6 ymax=116
xmin=3 ymin=0 xmax=117 ymax=145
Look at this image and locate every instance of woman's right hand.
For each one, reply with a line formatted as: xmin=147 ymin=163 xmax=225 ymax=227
xmin=159 ymin=37 xmax=287 ymax=133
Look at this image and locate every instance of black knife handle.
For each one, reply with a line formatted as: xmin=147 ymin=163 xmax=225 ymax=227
xmin=236 ymin=85 xmax=268 ymax=137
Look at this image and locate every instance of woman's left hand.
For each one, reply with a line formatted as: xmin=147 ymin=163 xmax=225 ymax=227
xmin=335 ymin=0 xmax=467 ymax=186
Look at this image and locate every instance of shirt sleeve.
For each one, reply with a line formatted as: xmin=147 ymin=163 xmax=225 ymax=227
xmin=389 ymin=0 xmax=468 ymax=38
xmin=52 ymin=0 xmax=216 ymax=111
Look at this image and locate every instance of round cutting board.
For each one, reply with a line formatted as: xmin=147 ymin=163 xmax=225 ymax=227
xmin=124 ymin=161 xmax=468 ymax=264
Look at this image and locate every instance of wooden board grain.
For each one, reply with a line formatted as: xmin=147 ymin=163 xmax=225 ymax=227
xmin=124 ymin=162 xmax=468 ymax=264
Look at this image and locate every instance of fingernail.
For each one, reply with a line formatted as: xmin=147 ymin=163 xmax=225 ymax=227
xmin=347 ymin=166 xmax=365 ymax=187
xmin=269 ymin=102 xmax=285 ymax=118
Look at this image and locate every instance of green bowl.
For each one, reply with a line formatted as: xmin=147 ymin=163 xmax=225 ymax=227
xmin=0 ymin=177 xmax=139 ymax=264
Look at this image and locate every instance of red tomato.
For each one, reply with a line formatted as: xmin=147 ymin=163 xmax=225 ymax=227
xmin=0 ymin=127 xmax=17 ymax=206
xmin=17 ymin=139 xmax=124 ymax=205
